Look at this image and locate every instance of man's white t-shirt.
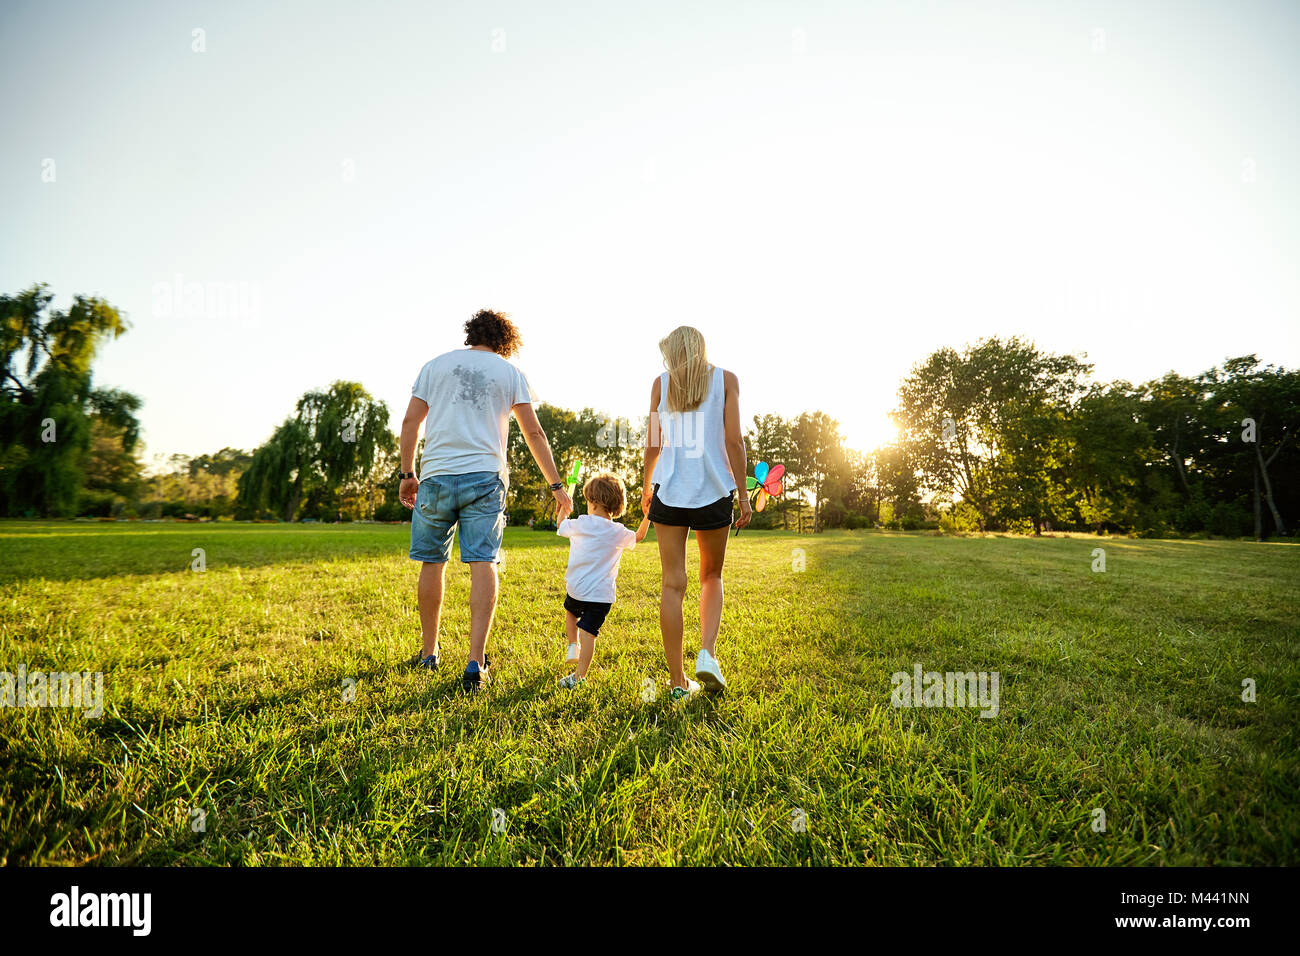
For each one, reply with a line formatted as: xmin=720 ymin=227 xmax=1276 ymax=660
xmin=557 ymin=514 xmax=637 ymax=603
xmin=411 ymin=349 xmax=535 ymax=487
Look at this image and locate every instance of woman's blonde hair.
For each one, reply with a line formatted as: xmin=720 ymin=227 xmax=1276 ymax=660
xmin=659 ymin=326 xmax=713 ymax=412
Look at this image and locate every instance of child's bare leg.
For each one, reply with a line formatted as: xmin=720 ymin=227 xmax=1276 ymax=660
xmin=565 ymin=611 xmax=579 ymax=645
xmin=575 ymin=629 xmax=597 ymax=679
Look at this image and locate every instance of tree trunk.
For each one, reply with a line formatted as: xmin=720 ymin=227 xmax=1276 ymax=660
xmin=284 ymin=478 xmax=303 ymax=522
xmin=1253 ymin=465 xmax=1262 ymax=542
xmin=1171 ymin=417 xmax=1193 ymax=497
xmin=1256 ymin=430 xmax=1288 ymax=536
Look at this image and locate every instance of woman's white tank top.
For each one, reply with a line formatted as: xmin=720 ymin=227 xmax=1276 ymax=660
xmin=651 ymin=365 xmax=735 ymax=508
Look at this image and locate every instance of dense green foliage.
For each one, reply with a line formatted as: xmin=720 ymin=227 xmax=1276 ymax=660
xmin=890 ymin=339 xmax=1298 ymax=539
xmin=3 ymin=286 xmax=1294 ymax=538
xmin=1 ymin=285 xmax=138 ymax=517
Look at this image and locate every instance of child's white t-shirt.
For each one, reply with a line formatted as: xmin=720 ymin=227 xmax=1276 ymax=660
xmin=557 ymin=514 xmax=637 ymax=603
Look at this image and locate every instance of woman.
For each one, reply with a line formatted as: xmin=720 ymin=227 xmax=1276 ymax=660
xmin=641 ymin=326 xmax=751 ymax=700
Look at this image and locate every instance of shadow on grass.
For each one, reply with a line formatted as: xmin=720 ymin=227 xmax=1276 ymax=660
xmin=0 ymin=522 xmax=569 ymax=584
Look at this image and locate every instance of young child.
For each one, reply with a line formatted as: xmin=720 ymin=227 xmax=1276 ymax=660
xmin=555 ymin=472 xmax=650 ymax=688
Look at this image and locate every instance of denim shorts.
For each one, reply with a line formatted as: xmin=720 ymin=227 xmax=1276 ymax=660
xmin=410 ymin=471 xmax=506 ymax=564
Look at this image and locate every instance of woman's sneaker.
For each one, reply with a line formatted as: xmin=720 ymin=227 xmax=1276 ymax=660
xmin=565 ymin=642 xmax=579 ymax=663
xmin=694 ymin=649 xmax=726 ymax=693
xmin=669 ymin=679 xmax=701 ymax=702
xmin=557 ymin=673 xmax=585 ymax=689
xmin=412 ymin=649 xmax=439 ymax=672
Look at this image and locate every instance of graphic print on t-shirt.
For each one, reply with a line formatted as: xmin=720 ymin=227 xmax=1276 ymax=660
xmin=411 ymin=349 xmax=535 ymax=486
xmin=452 ymin=364 xmax=491 ymax=409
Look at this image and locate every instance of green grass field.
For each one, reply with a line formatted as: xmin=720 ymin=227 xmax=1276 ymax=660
xmin=1 ymin=520 xmax=1296 ymax=866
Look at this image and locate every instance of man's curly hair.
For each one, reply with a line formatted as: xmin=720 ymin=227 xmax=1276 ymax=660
xmin=464 ymin=309 xmax=522 ymax=357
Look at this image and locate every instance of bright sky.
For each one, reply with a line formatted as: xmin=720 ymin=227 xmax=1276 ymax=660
xmin=3 ymin=0 xmax=1297 ymax=465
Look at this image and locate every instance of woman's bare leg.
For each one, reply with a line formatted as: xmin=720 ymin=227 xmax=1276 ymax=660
xmin=655 ymin=523 xmax=691 ymax=688
xmin=696 ymin=526 xmax=729 ymax=655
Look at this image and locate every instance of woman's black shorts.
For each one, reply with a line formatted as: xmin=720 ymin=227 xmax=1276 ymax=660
xmin=646 ymin=484 xmax=735 ymax=531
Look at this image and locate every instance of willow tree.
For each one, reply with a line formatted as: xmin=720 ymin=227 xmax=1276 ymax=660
xmin=237 ymin=381 xmax=395 ymax=521
xmin=0 ymin=284 xmax=132 ymax=516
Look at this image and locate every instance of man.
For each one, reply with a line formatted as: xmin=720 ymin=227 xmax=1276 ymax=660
xmin=399 ymin=309 xmax=572 ymax=690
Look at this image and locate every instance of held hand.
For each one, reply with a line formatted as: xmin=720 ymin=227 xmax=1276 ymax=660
xmin=399 ymin=476 xmax=419 ymax=510
xmin=641 ymin=486 xmax=653 ymax=515
xmin=734 ymin=496 xmax=753 ymax=530
xmin=553 ymin=488 xmax=573 ymax=523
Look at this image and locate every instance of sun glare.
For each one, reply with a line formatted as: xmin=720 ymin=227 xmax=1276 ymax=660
xmin=841 ymin=413 xmax=899 ymax=455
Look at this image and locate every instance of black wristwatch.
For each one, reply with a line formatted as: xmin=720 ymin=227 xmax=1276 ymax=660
xmin=549 ymin=481 xmax=565 ymax=491
xmin=398 ymin=471 xmax=416 ymax=480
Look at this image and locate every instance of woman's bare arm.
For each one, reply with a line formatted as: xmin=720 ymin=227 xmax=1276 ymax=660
xmin=723 ymin=371 xmax=751 ymax=528
xmin=641 ymin=377 xmax=662 ymax=514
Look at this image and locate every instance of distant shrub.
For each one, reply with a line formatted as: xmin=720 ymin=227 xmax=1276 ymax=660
xmin=506 ymin=507 xmax=537 ymax=527
xmin=1206 ymin=502 xmax=1251 ymax=538
xmin=373 ymin=502 xmax=409 ymax=522
xmin=939 ymin=502 xmax=982 ymax=534
xmin=819 ymin=501 xmax=847 ymax=529
xmin=77 ymin=490 xmax=116 ymax=518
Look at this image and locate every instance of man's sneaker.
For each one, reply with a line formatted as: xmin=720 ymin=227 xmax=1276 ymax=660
xmin=462 ymin=658 xmax=491 ymax=692
xmin=413 ymin=649 xmax=439 ymax=672
xmin=557 ymin=673 xmax=585 ymax=689
xmin=669 ymin=679 xmax=701 ymax=702
xmin=565 ymin=642 xmax=579 ymax=663
xmin=694 ymin=648 xmax=726 ymax=693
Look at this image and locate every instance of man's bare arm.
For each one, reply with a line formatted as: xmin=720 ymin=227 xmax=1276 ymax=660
xmin=398 ymin=396 xmax=428 ymax=509
xmin=513 ymin=402 xmax=572 ymax=521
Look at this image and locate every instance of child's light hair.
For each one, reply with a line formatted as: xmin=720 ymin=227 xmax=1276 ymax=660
xmin=583 ymin=473 xmax=626 ymax=518
xmin=659 ymin=326 xmax=712 ymax=412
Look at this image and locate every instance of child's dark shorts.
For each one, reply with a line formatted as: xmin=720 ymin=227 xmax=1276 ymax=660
xmin=564 ymin=594 xmax=613 ymax=637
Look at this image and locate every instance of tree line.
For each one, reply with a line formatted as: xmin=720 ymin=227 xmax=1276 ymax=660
xmin=3 ymin=285 xmax=1295 ymax=538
